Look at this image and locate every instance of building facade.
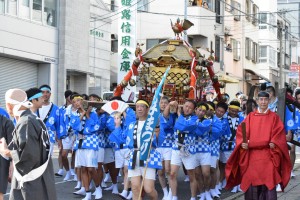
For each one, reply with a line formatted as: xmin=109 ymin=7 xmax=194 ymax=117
xmin=0 ymin=0 xmax=112 ymax=106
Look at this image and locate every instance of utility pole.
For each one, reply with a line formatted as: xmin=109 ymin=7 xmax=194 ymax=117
xmin=279 ymin=21 xmax=283 ymax=88
xmin=184 ymin=0 xmax=187 ymax=41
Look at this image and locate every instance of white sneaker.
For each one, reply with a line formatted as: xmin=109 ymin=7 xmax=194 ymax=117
xmin=101 ymin=180 xmax=107 ymax=188
xmin=94 ymin=187 xmax=102 ymax=199
xmin=104 ymin=173 xmax=112 ymax=183
xmin=74 ymin=181 xmax=81 ymax=190
xmin=126 ymin=191 xmax=133 ymax=200
xmin=291 ymin=171 xmax=296 ymax=178
xmin=276 ymin=184 xmax=282 ymax=192
xmin=55 ymin=169 xmax=64 ymax=177
xmin=197 ymin=192 xmax=205 ymax=200
xmin=104 ymin=184 xmax=114 ymax=191
xmin=167 ymin=188 xmax=172 ymax=200
xmin=73 ymin=187 xmax=86 ymax=196
xmin=231 ymin=186 xmax=238 ymax=193
xmin=119 ymin=190 xmax=128 ymax=199
xmin=237 ymin=185 xmax=243 ymax=192
xmin=222 ymin=179 xmax=227 ymax=188
xmin=112 ymin=184 xmax=119 ymax=194
xmin=210 ymin=189 xmax=220 ymax=198
xmin=63 ymin=171 xmax=72 ymax=181
xmin=214 ymin=187 xmax=221 ymax=195
xmin=82 ymin=192 xmax=91 ymax=200
xmin=70 ymin=168 xmax=76 ymax=176
xmin=217 ymin=182 xmax=222 ymax=190
xmin=73 ymin=174 xmax=78 ymax=182
xmin=184 ymin=175 xmax=189 ymax=182
xmin=204 ymin=191 xmax=213 ymax=200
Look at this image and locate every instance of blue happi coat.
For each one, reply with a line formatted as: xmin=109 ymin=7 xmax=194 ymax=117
xmin=220 ymin=114 xmax=244 ymax=152
xmin=172 ymin=114 xmax=198 ymax=154
xmin=37 ymin=103 xmax=60 ymax=143
xmin=155 ymin=113 xmax=177 ymax=148
xmin=195 ymin=117 xmax=222 ymax=153
xmin=210 ymin=115 xmax=229 ymax=157
xmin=0 ymin=107 xmax=10 ymax=118
xmin=108 ymin=108 xmax=136 ymax=150
xmin=96 ymin=112 xmax=109 ymax=148
xmin=125 ymin=121 xmax=162 ymax=170
xmin=70 ymin=110 xmax=100 ymax=151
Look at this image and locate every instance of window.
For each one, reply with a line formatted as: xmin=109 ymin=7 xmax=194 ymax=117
xmin=245 ymin=0 xmax=252 ymax=21
xmin=215 ymin=0 xmax=222 ymax=24
xmin=44 ymin=0 xmax=57 ymax=26
xmin=259 ymin=46 xmax=267 ymax=63
xmin=146 ymin=39 xmax=165 ymax=49
xmin=138 ymin=0 xmax=148 ymax=11
xmin=206 ymin=0 xmax=214 ymax=12
xmin=285 ymin=26 xmax=289 ymax=40
xmin=252 ymin=42 xmax=258 ymax=63
xmin=259 ymin=13 xmax=267 ymax=24
xmin=245 ymin=37 xmax=253 ymax=60
xmin=0 ymin=0 xmax=4 ymax=14
xmin=7 ymin=0 xmax=17 ymax=15
xmin=111 ymin=0 xmax=115 ymax=11
xmin=32 ymin=0 xmax=42 ymax=22
xmin=20 ymin=0 xmax=30 ymax=19
xmin=269 ymin=47 xmax=276 ymax=67
xmin=215 ymin=36 xmax=221 ymax=62
xmin=111 ymin=39 xmax=118 ymax=53
xmin=231 ymin=39 xmax=240 ymax=61
xmin=252 ymin=4 xmax=259 ymax=25
xmin=232 ymin=1 xmax=241 ymax=21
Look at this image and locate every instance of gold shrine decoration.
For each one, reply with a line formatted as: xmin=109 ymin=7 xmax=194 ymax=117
xmin=149 ymin=67 xmax=190 ymax=85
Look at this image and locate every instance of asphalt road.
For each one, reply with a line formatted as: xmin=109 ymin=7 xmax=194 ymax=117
xmin=4 ymin=145 xmax=238 ymax=200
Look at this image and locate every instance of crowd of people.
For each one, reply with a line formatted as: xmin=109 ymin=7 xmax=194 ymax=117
xmin=0 ymin=83 xmax=298 ymax=200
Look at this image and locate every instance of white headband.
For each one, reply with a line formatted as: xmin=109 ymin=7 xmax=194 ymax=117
xmin=5 ymin=92 xmax=32 ymax=117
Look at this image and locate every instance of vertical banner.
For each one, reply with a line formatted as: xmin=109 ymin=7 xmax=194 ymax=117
xmin=140 ymin=65 xmax=172 ymax=161
xmin=118 ymin=0 xmax=137 ymax=101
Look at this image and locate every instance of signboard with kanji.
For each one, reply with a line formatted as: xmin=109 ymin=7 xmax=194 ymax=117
xmin=118 ymin=0 xmax=137 ymax=101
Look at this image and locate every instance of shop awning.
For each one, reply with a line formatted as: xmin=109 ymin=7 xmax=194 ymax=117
xmin=217 ymin=74 xmax=240 ymax=83
xmin=244 ymin=69 xmax=270 ymax=82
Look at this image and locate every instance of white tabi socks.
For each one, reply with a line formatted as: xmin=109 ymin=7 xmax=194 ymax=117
xmin=73 ymin=187 xmax=86 ymax=196
xmin=63 ymin=171 xmax=71 ymax=181
xmin=126 ymin=191 xmax=133 ymax=199
xmin=162 ymin=187 xmax=168 ymax=200
xmin=82 ymin=191 xmax=91 ymax=200
xmin=205 ymin=191 xmax=213 ymax=200
xmin=93 ymin=186 xmax=102 ymax=200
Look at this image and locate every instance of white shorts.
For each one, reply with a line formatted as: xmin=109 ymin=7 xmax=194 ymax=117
xmin=75 ymin=149 xmax=98 ymax=168
xmin=195 ymin=152 xmax=211 ymax=166
xmin=170 ymin=150 xmax=197 ymax=170
xmin=104 ymin=148 xmax=115 ymax=164
xmin=128 ymin=167 xmax=156 ymax=180
xmin=97 ymin=148 xmax=105 ymax=163
xmin=219 ymin=151 xmax=233 ymax=164
xmin=62 ymin=135 xmax=75 ymax=150
xmin=210 ymin=155 xmax=218 ymax=169
xmin=156 ymin=147 xmax=172 ymax=161
xmin=115 ymin=149 xmax=130 ymax=168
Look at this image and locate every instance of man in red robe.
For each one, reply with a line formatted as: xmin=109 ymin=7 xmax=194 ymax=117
xmin=225 ymin=91 xmax=291 ymax=200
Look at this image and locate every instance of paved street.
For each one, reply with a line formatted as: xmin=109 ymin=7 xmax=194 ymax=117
xmin=4 ymin=147 xmax=300 ymax=200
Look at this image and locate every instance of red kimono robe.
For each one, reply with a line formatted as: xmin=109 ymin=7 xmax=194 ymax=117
xmin=225 ymin=110 xmax=291 ymax=192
